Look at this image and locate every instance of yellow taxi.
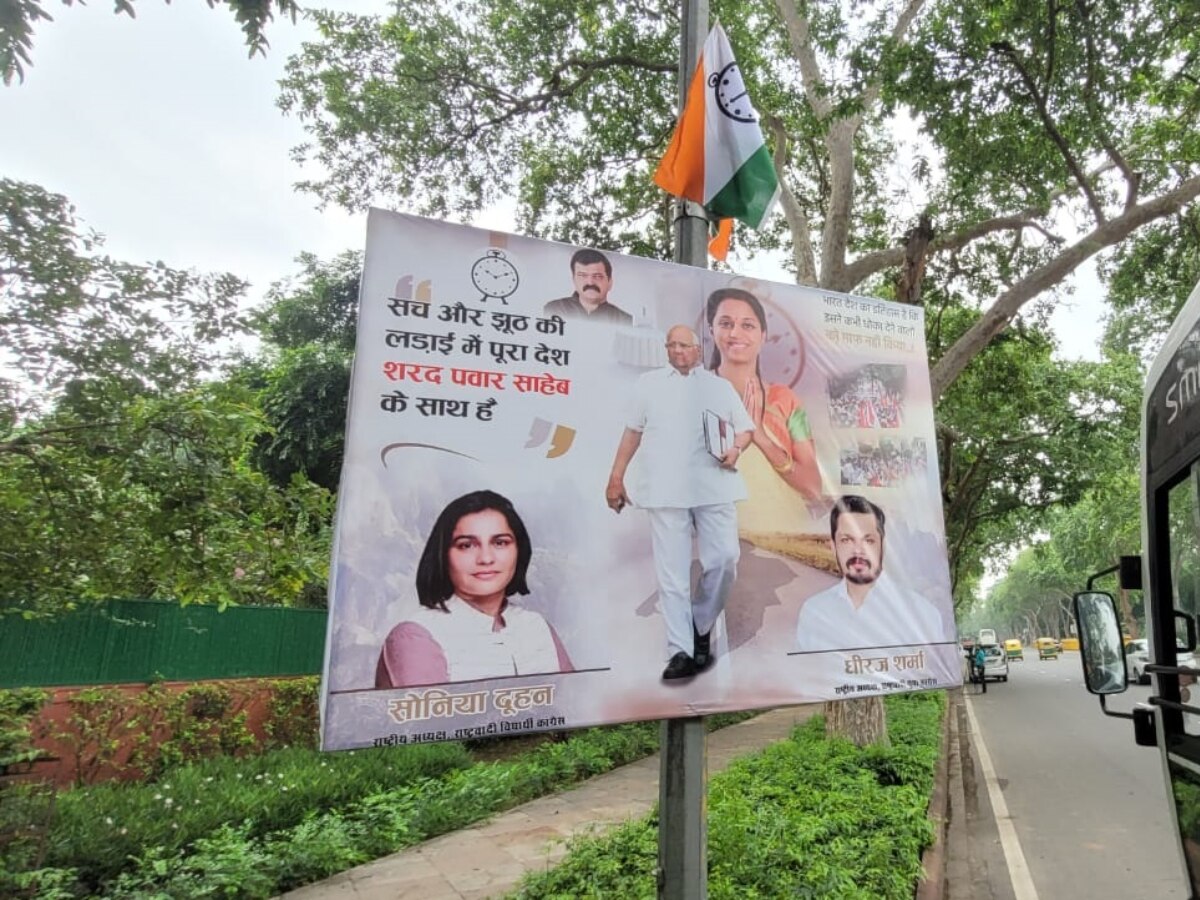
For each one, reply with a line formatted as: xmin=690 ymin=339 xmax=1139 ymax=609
xmin=1004 ymin=638 xmax=1024 ymax=661
xmin=1035 ymin=637 xmax=1061 ymax=659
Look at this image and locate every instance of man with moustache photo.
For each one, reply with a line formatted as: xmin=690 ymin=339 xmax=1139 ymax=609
xmin=795 ymin=495 xmax=947 ymax=652
xmin=606 ymin=325 xmax=754 ymax=680
xmin=543 ymin=248 xmax=633 ymax=324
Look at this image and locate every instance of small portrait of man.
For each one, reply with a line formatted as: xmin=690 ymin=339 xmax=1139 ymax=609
xmin=795 ymin=495 xmax=946 ymax=652
xmin=606 ymin=325 xmax=754 ymax=680
xmin=543 ymin=248 xmax=633 ymax=324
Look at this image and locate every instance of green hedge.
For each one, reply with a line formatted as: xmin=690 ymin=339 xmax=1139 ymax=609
xmin=512 ymin=692 xmax=945 ymax=899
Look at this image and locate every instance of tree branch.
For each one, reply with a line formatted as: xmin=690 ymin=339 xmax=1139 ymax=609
xmin=1074 ymin=0 xmax=1140 ymax=211
xmin=990 ymin=40 xmax=1106 ymax=225
xmin=841 ymin=215 xmax=1061 ymax=288
xmin=821 ymin=118 xmax=857 ymax=290
xmin=444 ymin=54 xmax=675 ymax=145
xmin=859 ymin=0 xmax=927 ymax=111
xmin=930 ymin=173 xmax=1200 ymax=399
xmin=774 ymin=0 xmax=832 ymax=120
xmin=766 ymin=115 xmax=818 ymax=285
xmin=0 ymin=420 xmax=124 ymax=454
xmin=840 ymin=163 xmax=1117 ymax=290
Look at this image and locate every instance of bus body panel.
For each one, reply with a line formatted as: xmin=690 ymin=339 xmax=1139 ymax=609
xmin=1140 ymin=278 xmax=1200 ymax=897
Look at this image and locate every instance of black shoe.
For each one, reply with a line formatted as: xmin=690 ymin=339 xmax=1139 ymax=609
xmin=693 ymin=627 xmax=712 ymax=670
xmin=662 ymin=652 xmax=697 ymax=680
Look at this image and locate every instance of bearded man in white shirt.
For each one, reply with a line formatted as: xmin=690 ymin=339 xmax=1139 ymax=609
xmin=795 ymin=494 xmax=946 ymax=652
xmin=606 ymin=325 xmax=755 ymax=681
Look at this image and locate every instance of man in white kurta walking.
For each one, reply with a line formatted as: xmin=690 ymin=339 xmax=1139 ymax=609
xmin=606 ymin=325 xmax=755 ymax=680
xmin=795 ymin=494 xmax=947 ymax=652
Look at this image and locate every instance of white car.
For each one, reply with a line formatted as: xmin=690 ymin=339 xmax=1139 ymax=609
xmin=1124 ymin=638 xmax=1194 ymax=685
xmin=981 ymin=644 xmax=1008 ymax=682
xmin=1125 ymin=639 xmax=1150 ymax=684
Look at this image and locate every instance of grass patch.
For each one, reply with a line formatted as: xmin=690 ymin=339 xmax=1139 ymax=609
xmin=511 ymin=692 xmax=944 ymax=899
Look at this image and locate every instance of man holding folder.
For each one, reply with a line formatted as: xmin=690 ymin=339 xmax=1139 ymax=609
xmin=606 ymin=325 xmax=754 ymax=680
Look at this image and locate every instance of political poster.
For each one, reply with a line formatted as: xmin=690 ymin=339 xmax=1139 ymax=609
xmin=320 ymin=210 xmax=961 ymax=751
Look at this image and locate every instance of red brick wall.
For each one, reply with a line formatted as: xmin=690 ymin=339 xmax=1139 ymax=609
xmin=17 ymin=677 xmax=313 ymax=788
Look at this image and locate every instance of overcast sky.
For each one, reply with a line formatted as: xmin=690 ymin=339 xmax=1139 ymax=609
xmin=0 ymin=1 xmax=1104 ymax=357
xmin=0 ymin=1 xmax=386 ymax=294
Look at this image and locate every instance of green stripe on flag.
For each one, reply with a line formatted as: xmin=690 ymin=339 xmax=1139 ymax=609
xmin=707 ymin=145 xmax=778 ymax=229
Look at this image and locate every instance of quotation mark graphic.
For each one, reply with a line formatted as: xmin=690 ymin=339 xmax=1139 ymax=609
xmin=525 ymin=418 xmax=575 ymax=458
xmin=394 ymin=275 xmax=432 ymax=302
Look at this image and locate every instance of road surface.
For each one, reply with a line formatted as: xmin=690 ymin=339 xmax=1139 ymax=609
xmin=960 ymin=653 xmax=1188 ymax=899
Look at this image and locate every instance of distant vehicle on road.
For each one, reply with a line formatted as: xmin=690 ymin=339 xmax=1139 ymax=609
xmin=1123 ymin=638 xmax=1193 ymax=685
xmin=981 ymin=644 xmax=1008 ymax=682
xmin=978 ymin=628 xmax=998 ymax=646
xmin=1125 ymin=638 xmax=1150 ymax=684
xmin=1004 ymin=638 xmax=1024 ymax=661
xmin=1036 ymin=637 xmax=1061 ymax=660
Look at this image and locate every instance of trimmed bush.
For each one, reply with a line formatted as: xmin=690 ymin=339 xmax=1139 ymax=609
xmin=512 ymin=692 xmax=945 ymax=899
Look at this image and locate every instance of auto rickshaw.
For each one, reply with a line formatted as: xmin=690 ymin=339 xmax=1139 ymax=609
xmin=1004 ymin=638 xmax=1024 ymax=661
xmin=1036 ymin=637 xmax=1061 ymax=659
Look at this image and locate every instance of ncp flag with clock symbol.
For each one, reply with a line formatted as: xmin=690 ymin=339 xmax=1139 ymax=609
xmin=654 ymin=22 xmax=780 ymax=238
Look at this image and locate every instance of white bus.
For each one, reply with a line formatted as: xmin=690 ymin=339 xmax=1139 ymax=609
xmin=1075 ymin=277 xmax=1200 ymax=897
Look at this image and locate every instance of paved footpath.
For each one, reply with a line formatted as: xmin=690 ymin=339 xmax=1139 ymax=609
xmin=280 ymin=705 xmax=820 ymax=900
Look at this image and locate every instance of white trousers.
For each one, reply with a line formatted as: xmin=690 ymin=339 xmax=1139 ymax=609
xmin=647 ymin=503 xmax=740 ymax=657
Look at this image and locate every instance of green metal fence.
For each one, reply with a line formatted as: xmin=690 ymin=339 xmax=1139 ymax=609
xmin=0 ymin=600 xmax=327 ymax=688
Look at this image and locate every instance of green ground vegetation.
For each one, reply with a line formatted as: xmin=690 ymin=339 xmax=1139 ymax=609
xmin=512 ymin=692 xmax=944 ymax=900
xmin=2 ymin=714 xmax=752 ymax=898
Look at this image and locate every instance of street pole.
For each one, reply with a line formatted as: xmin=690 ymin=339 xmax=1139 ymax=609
xmin=658 ymin=1 xmax=709 ymax=898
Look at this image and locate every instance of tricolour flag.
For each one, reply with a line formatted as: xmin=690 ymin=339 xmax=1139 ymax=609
xmin=654 ymin=23 xmax=780 ymax=232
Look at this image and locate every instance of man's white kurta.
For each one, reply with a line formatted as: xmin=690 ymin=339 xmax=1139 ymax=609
xmin=626 ymin=366 xmax=753 ymax=508
xmin=624 ymin=364 xmax=754 ymax=657
xmin=794 ymin=571 xmax=948 ymax=652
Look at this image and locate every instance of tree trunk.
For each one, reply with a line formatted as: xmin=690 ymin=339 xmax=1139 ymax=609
xmin=895 ymin=214 xmax=934 ymax=304
xmin=824 ymin=696 xmax=890 ymax=748
xmin=1118 ymin=586 xmax=1137 ymax=640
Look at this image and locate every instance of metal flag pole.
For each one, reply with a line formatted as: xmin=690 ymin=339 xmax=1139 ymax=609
xmin=658 ymin=1 xmax=709 ymax=898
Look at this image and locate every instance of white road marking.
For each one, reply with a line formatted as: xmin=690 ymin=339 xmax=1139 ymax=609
xmin=965 ymin=697 xmax=1041 ymax=900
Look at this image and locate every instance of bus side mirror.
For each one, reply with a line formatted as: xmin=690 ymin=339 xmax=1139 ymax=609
xmin=1177 ymin=610 xmax=1197 ymax=653
xmin=1118 ymin=555 xmax=1143 ymax=591
xmin=1074 ymin=591 xmax=1129 ymax=695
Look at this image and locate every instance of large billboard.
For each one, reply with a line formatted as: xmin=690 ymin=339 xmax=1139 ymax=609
xmin=320 ymin=210 xmax=960 ymax=751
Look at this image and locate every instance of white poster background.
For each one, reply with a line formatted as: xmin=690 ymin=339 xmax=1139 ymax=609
xmin=320 ymin=210 xmax=961 ymax=751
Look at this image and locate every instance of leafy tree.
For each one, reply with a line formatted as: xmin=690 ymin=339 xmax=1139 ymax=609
xmin=280 ymin=0 xmax=1200 ymax=400
xmin=252 ymin=251 xmax=359 ymax=354
xmin=934 ymin=306 xmax=1143 ymax=603
xmin=1 ymin=384 xmax=333 ymax=615
xmin=1 ymin=181 xmax=332 ymax=614
xmin=246 ymin=344 xmax=351 ymax=492
xmin=1 ymin=0 xmax=300 ymax=85
xmin=982 ymin=465 xmax=1142 ymax=641
xmin=240 ymin=251 xmax=359 ymax=492
xmin=1 ymin=178 xmax=247 ymax=420
xmin=1101 ymin=207 xmax=1200 ymax=362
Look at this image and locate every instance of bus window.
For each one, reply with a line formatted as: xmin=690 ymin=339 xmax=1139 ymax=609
xmin=1167 ymin=473 xmax=1200 ymax=635
xmin=1157 ymin=467 xmax=1200 ymax=891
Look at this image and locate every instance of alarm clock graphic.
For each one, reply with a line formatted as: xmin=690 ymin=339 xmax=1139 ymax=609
xmin=469 ymin=249 xmax=520 ymax=304
xmin=757 ymin=299 xmax=806 ymax=388
xmin=709 ymin=61 xmax=756 ymax=123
